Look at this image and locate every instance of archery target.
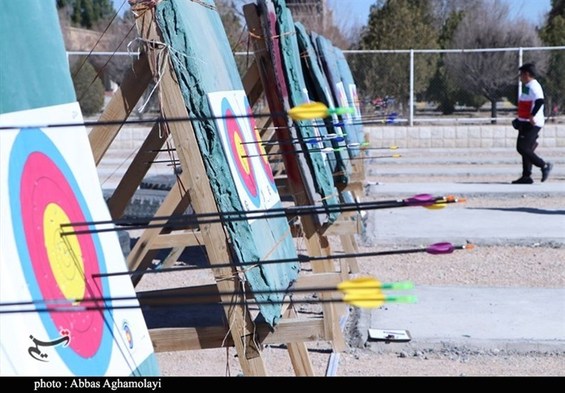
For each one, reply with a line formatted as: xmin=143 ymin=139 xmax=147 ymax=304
xmin=336 ymin=81 xmax=353 ymax=125
xmin=323 ymin=85 xmax=345 ymax=138
xmin=0 ymin=103 xmax=157 ymax=376
xmin=208 ymin=91 xmax=279 ymax=213
xmin=348 ymin=83 xmax=362 ymax=121
xmin=223 ymin=105 xmax=260 ymax=207
xmin=249 ymin=106 xmax=276 ymax=185
xmin=8 ymin=128 xmax=112 ymax=373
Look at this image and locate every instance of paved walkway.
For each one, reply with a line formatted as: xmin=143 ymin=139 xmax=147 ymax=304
xmin=98 ymin=142 xmax=565 ymax=354
xmin=355 ymin=153 xmax=565 ymax=353
xmin=363 ymin=182 xmax=565 ymax=247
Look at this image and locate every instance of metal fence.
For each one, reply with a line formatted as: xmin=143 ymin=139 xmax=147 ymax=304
xmin=69 ymin=45 xmax=565 ymax=126
xmin=343 ymin=46 xmax=565 ymax=126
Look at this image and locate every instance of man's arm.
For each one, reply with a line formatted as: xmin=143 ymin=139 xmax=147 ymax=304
xmin=531 ymin=98 xmax=545 ymax=116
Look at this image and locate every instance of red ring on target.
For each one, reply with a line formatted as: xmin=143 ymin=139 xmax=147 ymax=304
xmin=9 ymin=129 xmax=112 ymax=374
xmin=224 ymin=106 xmax=260 ymax=206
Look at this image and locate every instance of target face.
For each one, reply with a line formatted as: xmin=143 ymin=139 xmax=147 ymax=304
xmin=223 ymin=106 xmax=260 ymax=205
xmin=336 ymin=81 xmax=353 ymax=125
xmin=348 ymin=83 xmax=362 ymax=120
xmin=208 ymin=90 xmax=279 ymax=213
xmin=0 ymin=103 xmax=158 ymax=376
xmin=8 ymin=128 xmax=112 ymax=373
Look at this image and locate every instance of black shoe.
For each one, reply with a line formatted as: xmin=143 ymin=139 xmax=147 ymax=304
xmin=511 ymin=177 xmax=534 ymax=184
xmin=541 ymin=162 xmax=553 ymax=182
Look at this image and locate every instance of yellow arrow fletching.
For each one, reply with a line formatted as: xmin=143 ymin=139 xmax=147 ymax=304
xmin=425 ymin=195 xmax=466 ymax=210
xmin=288 ymin=102 xmax=330 ymax=120
xmin=337 ymin=276 xmax=381 ymax=291
xmin=343 ymin=290 xmax=385 ymax=308
xmin=424 ymin=202 xmax=447 ymax=210
xmin=343 ymin=292 xmax=418 ymax=308
xmin=346 ymin=297 xmax=385 ymax=308
xmin=337 ymin=277 xmax=415 ymax=292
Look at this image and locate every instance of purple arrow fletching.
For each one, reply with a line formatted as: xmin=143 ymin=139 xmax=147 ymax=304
xmin=426 ymin=242 xmax=455 ymax=254
xmin=404 ymin=193 xmax=435 ymax=206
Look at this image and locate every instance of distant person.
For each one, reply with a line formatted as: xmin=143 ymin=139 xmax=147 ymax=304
xmin=511 ymin=63 xmax=553 ymax=184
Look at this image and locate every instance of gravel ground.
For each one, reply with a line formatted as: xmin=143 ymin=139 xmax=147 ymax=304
xmin=135 ymin=194 xmax=565 ymax=377
xmin=98 ymin=129 xmax=564 ymax=376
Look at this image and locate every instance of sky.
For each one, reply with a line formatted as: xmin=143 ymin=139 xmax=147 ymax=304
xmin=111 ymin=0 xmax=552 ymax=27
xmin=327 ymin=0 xmax=552 ymax=29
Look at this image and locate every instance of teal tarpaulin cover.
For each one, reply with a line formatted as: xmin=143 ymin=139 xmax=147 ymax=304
xmin=156 ymin=0 xmax=300 ymax=327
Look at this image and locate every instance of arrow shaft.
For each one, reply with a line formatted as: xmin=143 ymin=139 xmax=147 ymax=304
xmin=62 ymin=196 xmax=457 ymax=236
xmin=0 ymin=294 xmax=411 ymax=314
xmin=62 ymin=194 xmax=449 ymax=229
xmin=239 ymin=133 xmax=347 ymax=146
xmin=3 ymin=279 xmax=410 ymax=309
xmin=92 ymin=241 xmax=471 ymax=280
xmin=241 ymin=147 xmax=343 ymax=159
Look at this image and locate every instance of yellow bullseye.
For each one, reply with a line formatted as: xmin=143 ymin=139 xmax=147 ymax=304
xmin=44 ymin=203 xmax=85 ymax=301
xmin=253 ymin=127 xmax=268 ymax=156
xmin=235 ymin=132 xmax=251 ymax=173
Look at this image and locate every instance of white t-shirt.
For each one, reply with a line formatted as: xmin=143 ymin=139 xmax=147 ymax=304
xmin=517 ymin=79 xmax=545 ymax=127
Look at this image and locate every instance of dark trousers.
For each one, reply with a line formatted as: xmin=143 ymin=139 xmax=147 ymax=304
xmin=516 ymin=122 xmax=545 ymax=177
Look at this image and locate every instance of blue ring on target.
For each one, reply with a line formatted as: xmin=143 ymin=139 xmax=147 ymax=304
xmin=8 ymin=128 xmax=112 ymax=375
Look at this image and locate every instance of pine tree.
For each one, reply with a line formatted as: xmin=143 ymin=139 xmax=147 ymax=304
xmin=539 ymin=0 xmax=565 ymax=117
xmin=71 ymin=58 xmax=105 ymax=116
xmin=353 ymin=0 xmax=440 ymax=114
xmin=57 ymin=0 xmax=115 ymax=29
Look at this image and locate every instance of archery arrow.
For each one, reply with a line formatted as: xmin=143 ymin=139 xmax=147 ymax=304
xmin=267 ymin=152 xmax=401 ymax=164
xmin=0 ymin=102 xmax=355 ymax=130
xmin=61 ymin=194 xmax=465 ymax=235
xmin=0 ymin=294 xmax=417 ymax=313
xmin=92 ymin=241 xmax=474 ymax=280
xmin=287 ymin=102 xmax=355 ymax=121
xmin=336 ymin=154 xmax=402 ymax=161
xmin=151 ymin=152 xmax=399 ymax=166
xmin=0 ymin=277 xmax=416 ymax=312
xmin=239 ymin=133 xmax=349 ymax=146
xmin=241 ymin=146 xmax=347 ymax=158
xmin=240 ymin=143 xmax=397 ymax=159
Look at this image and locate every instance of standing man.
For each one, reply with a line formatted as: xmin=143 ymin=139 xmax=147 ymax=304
xmin=512 ymin=63 xmax=553 ymax=184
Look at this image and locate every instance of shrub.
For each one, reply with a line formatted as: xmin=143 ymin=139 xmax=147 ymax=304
xmin=70 ymin=57 xmax=105 ymax=116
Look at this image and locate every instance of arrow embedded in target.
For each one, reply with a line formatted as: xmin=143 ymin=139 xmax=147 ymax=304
xmin=0 ymin=276 xmax=417 ymax=312
xmin=61 ymin=194 xmax=466 ymax=236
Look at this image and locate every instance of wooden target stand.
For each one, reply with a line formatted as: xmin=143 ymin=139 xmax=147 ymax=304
xmin=242 ymin=4 xmax=363 ymax=283
xmin=87 ymin=3 xmax=358 ymax=376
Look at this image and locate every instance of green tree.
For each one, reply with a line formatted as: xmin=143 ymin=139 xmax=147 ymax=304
xmin=424 ymin=9 xmax=465 ymax=114
xmin=423 ymin=1 xmax=485 ymax=114
xmin=216 ymin=0 xmax=250 ymax=77
xmin=539 ymin=0 xmax=565 ymax=117
xmin=58 ymin=1 xmax=141 ymax=111
xmin=217 ymin=0 xmax=246 ymax=51
xmin=444 ymin=0 xmax=545 ymax=122
xmin=71 ymin=57 xmax=105 ymax=116
xmin=57 ymin=0 xmax=115 ymax=29
xmin=352 ymin=0 xmax=440 ymax=115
